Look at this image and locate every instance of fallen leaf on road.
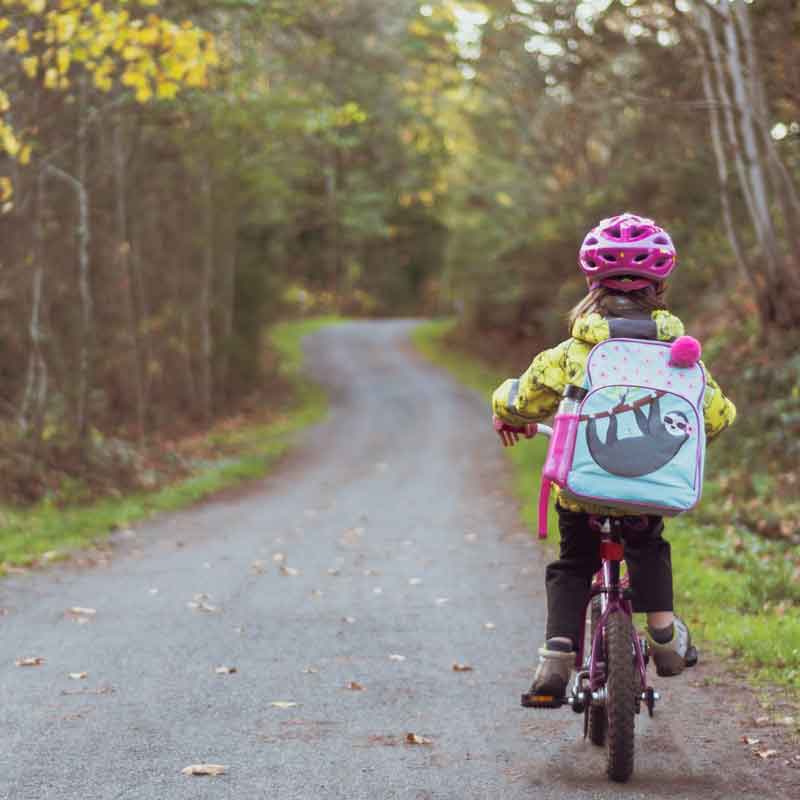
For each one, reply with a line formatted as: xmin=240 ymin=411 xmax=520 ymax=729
xmin=16 ymin=657 xmax=44 ymax=667
xmin=302 ymin=666 xmax=319 ymax=674
xmin=373 ymin=587 xmax=383 ymax=594
xmin=742 ymin=736 xmax=760 ymax=745
xmin=270 ymin=701 xmax=298 ymax=709
xmin=405 ymin=733 xmax=432 ymax=746
xmin=250 ymin=560 xmax=267 ymax=574
xmin=279 ymin=565 xmax=301 ymax=577
xmin=452 ymin=663 xmax=473 ymax=672
xmin=389 ymin=654 xmax=406 ymax=662
xmin=272 ymin=553 xmax=286 ymax=563
xmin=464 ymin=533 xmax=478 ymax=543
xmin=310 ymin=589 xmax=323 ymax=598
xmin=435 ymin=597 xmax=449 ymax=606
xmin=68 ymin=672 xmax=88 ymax=680
xmin=756 ymin=749 xmax=779 ymax=759
xmin=61 ymin=685 xmax=114 ymax=696
xmin=148 ymin=588 xmax=159 ymax=595
xmin=68 ymin=607 xmax=97 ymax=617
xmin=483 ymin=622 xmax=496 ymax=630
xmin=215 ymin=666 xmax=237 ymax=675
xmin=363 ymin=569 xmax=380 ymax=577
xmin=345 ymin=681 xmax=365 ymax=691
xmin=342 ymin=616 xmax=356 ymax=624
xmin=187 ymin=596 xmax=218 ymax=613
xmin=327 ymin=568 xmax=341 ymax=576
xmin=181 ymin=764 xmax=226 ymax=777
xmin=408 ymin=578 xmax=422 ymax=586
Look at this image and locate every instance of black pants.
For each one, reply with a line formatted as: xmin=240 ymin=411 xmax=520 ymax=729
xmin=545 ymin=506 xmax=674 ymax=648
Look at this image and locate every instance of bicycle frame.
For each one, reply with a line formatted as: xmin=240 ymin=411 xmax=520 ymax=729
xmin=577 ymin=522 xmax=648 ymax=695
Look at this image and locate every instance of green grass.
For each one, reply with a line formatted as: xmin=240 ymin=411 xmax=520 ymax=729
xmin=0 ymin=316 xmax=341 ymax=570
xmin=413 ymin=319 xmax=800 ymax=697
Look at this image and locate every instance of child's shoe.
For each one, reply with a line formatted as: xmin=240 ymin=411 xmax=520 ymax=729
xmin=646 ymin=616 xmax=698 ymax=677
xmin=521 ymin=638 xmax=575 ymax=708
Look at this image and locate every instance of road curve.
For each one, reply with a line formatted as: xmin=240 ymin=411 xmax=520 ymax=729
xmin=0 ymin=320 xmax=793 ymax=799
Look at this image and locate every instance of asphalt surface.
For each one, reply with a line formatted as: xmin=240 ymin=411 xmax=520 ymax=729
xmin=1 ymin=320 xmax=796 ymax=799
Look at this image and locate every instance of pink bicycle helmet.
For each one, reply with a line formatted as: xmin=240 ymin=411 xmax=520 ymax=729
xmin=579 ymin=212 xmax=676 ymax=292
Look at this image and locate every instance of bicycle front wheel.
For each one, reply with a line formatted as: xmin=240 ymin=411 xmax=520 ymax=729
xmin=605 ymin=610 xmax=636 ymax=783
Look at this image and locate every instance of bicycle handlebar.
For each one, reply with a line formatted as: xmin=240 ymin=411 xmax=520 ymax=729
xmin=493 ymin=416 xmax=552 ymax=447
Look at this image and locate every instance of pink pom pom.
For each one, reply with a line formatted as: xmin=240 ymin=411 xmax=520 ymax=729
xmin=670 ymin=335 xmax=702 ymax=367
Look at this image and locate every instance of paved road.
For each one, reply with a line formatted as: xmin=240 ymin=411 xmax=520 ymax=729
xmin=0 ymin=321 xmax=795 ymax=799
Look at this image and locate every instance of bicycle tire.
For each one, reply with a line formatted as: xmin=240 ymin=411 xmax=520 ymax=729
xmin=587 ymin=597 xmax=607 ymax=747
xmin=605 ymin=610 xmax=636 ymax=783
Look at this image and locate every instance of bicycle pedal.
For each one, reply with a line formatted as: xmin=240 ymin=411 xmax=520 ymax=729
xmin=520 ymin=692 xmax=565 ymax=709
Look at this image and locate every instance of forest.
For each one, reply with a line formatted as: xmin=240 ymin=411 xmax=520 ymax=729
xmin=0 ymin=0 xmax=797 ymax=536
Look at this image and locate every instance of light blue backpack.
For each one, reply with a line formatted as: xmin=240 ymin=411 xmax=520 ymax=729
xmin=557 ymin=338 xmax=707 ymax=516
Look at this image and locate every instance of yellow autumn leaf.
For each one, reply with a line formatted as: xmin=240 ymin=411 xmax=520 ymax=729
xmin=57 ymin=47 xmax=71 ymax=75
xmin=156 ymin=79 xmax=178 ymax=100
xmin=27 ymin=0 xmax=45 ymax=12
xmin=0 ymin=125 xmax=20 ymax=157
xmin=135 ymin=82 xmax=152 ymax=102
xmin=44 ymin=67 xmax=59 ymax=89
xmin=56 ymin=12 xmax=77 ymax=43
xmin=22 ymin=56 xmax=39 ymax=78
xmin=19 ymin=144 xmax=31 ymax=165
xmin=0 ymin=17 xmax=9 ymax=33
xmin=138 ymin=27 xmax=159 ymax=46
xmin=0 ymin=177 xmax=12 ymax=203
xmin=12 ymin=30 xmax=30 ymax=54
xmin=0 ymin=91 xmax=9 ymax=112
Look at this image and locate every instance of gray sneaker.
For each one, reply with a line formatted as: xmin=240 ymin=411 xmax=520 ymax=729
xmin=521 ymin=639 xmax=575 ymax=707
xmin=646 ymin=617 xmax=697 ymax=677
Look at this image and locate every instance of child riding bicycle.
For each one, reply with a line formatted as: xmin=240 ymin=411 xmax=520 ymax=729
xmin=491 ymin=213 xmax=736 ymax=705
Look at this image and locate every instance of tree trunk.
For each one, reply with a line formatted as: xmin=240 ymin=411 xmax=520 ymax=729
xmin=113 ymin=117 xmax=146 ymax=443
xmin=199 ymin=167 xmax=214 ymax=425
xmin=18 ymin=172 xmax=49 ymax=446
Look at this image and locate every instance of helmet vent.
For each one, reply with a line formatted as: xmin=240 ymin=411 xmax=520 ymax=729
xmin=653 ymin=236 xmax=668 ymax=245
xmin=586 ymin=258 xmax=597 ymax=267
xmin=586 ymin=237 xmax=598 ymax=246
xmin=633 ymin=253 xmax=648 ymax=262
xmin=601 ymin=253 xmax=617 ymax=262
xmin=609 ymin=226 xmax=621 ymax=238
xmin=655 ymin=258 xmax=667 ymax=267
xmin=630 ymin=227 xmax=642 ymax=237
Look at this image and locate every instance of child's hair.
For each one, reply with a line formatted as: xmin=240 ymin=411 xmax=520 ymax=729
xmin=568 ymin=283 xmax=668 ymax=331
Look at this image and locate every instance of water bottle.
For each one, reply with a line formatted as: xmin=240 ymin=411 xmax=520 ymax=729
xmin=542 ymin=384 xmax=587 ymax=487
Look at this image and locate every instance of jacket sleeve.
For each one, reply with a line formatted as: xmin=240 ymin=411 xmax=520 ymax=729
xmin=701 ymin=364 xmax=736 ymax=440
xmin=491 ymin=340 xmax=569 ymax=426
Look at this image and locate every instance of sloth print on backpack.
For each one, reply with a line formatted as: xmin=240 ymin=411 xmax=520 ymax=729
xmin=586 ymin=393 xmax=693 ymax=479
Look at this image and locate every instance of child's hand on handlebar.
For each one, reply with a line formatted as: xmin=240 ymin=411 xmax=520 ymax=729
xmin=493 ymin=415 xmax=537 ymax=447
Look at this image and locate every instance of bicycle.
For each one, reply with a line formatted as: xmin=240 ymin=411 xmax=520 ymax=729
xmin=496 ymin=419 xmax=673 ymax=783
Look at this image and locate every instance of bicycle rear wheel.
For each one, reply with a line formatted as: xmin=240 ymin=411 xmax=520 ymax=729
xmin=587 ymin=597 xmax=606 ymax=746
xmin=605 ymin=610 xmax=636 ymax=782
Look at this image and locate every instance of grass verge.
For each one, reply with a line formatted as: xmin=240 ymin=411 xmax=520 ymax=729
xmin=0 ymin=316 xmax=340 ymax=571
xmin=413 ymin=318 xmax=800 ymax=698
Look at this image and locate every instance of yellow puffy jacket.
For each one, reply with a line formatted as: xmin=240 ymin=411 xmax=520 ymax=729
xmin=491 ymin=310 xmax=736 ymax=515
